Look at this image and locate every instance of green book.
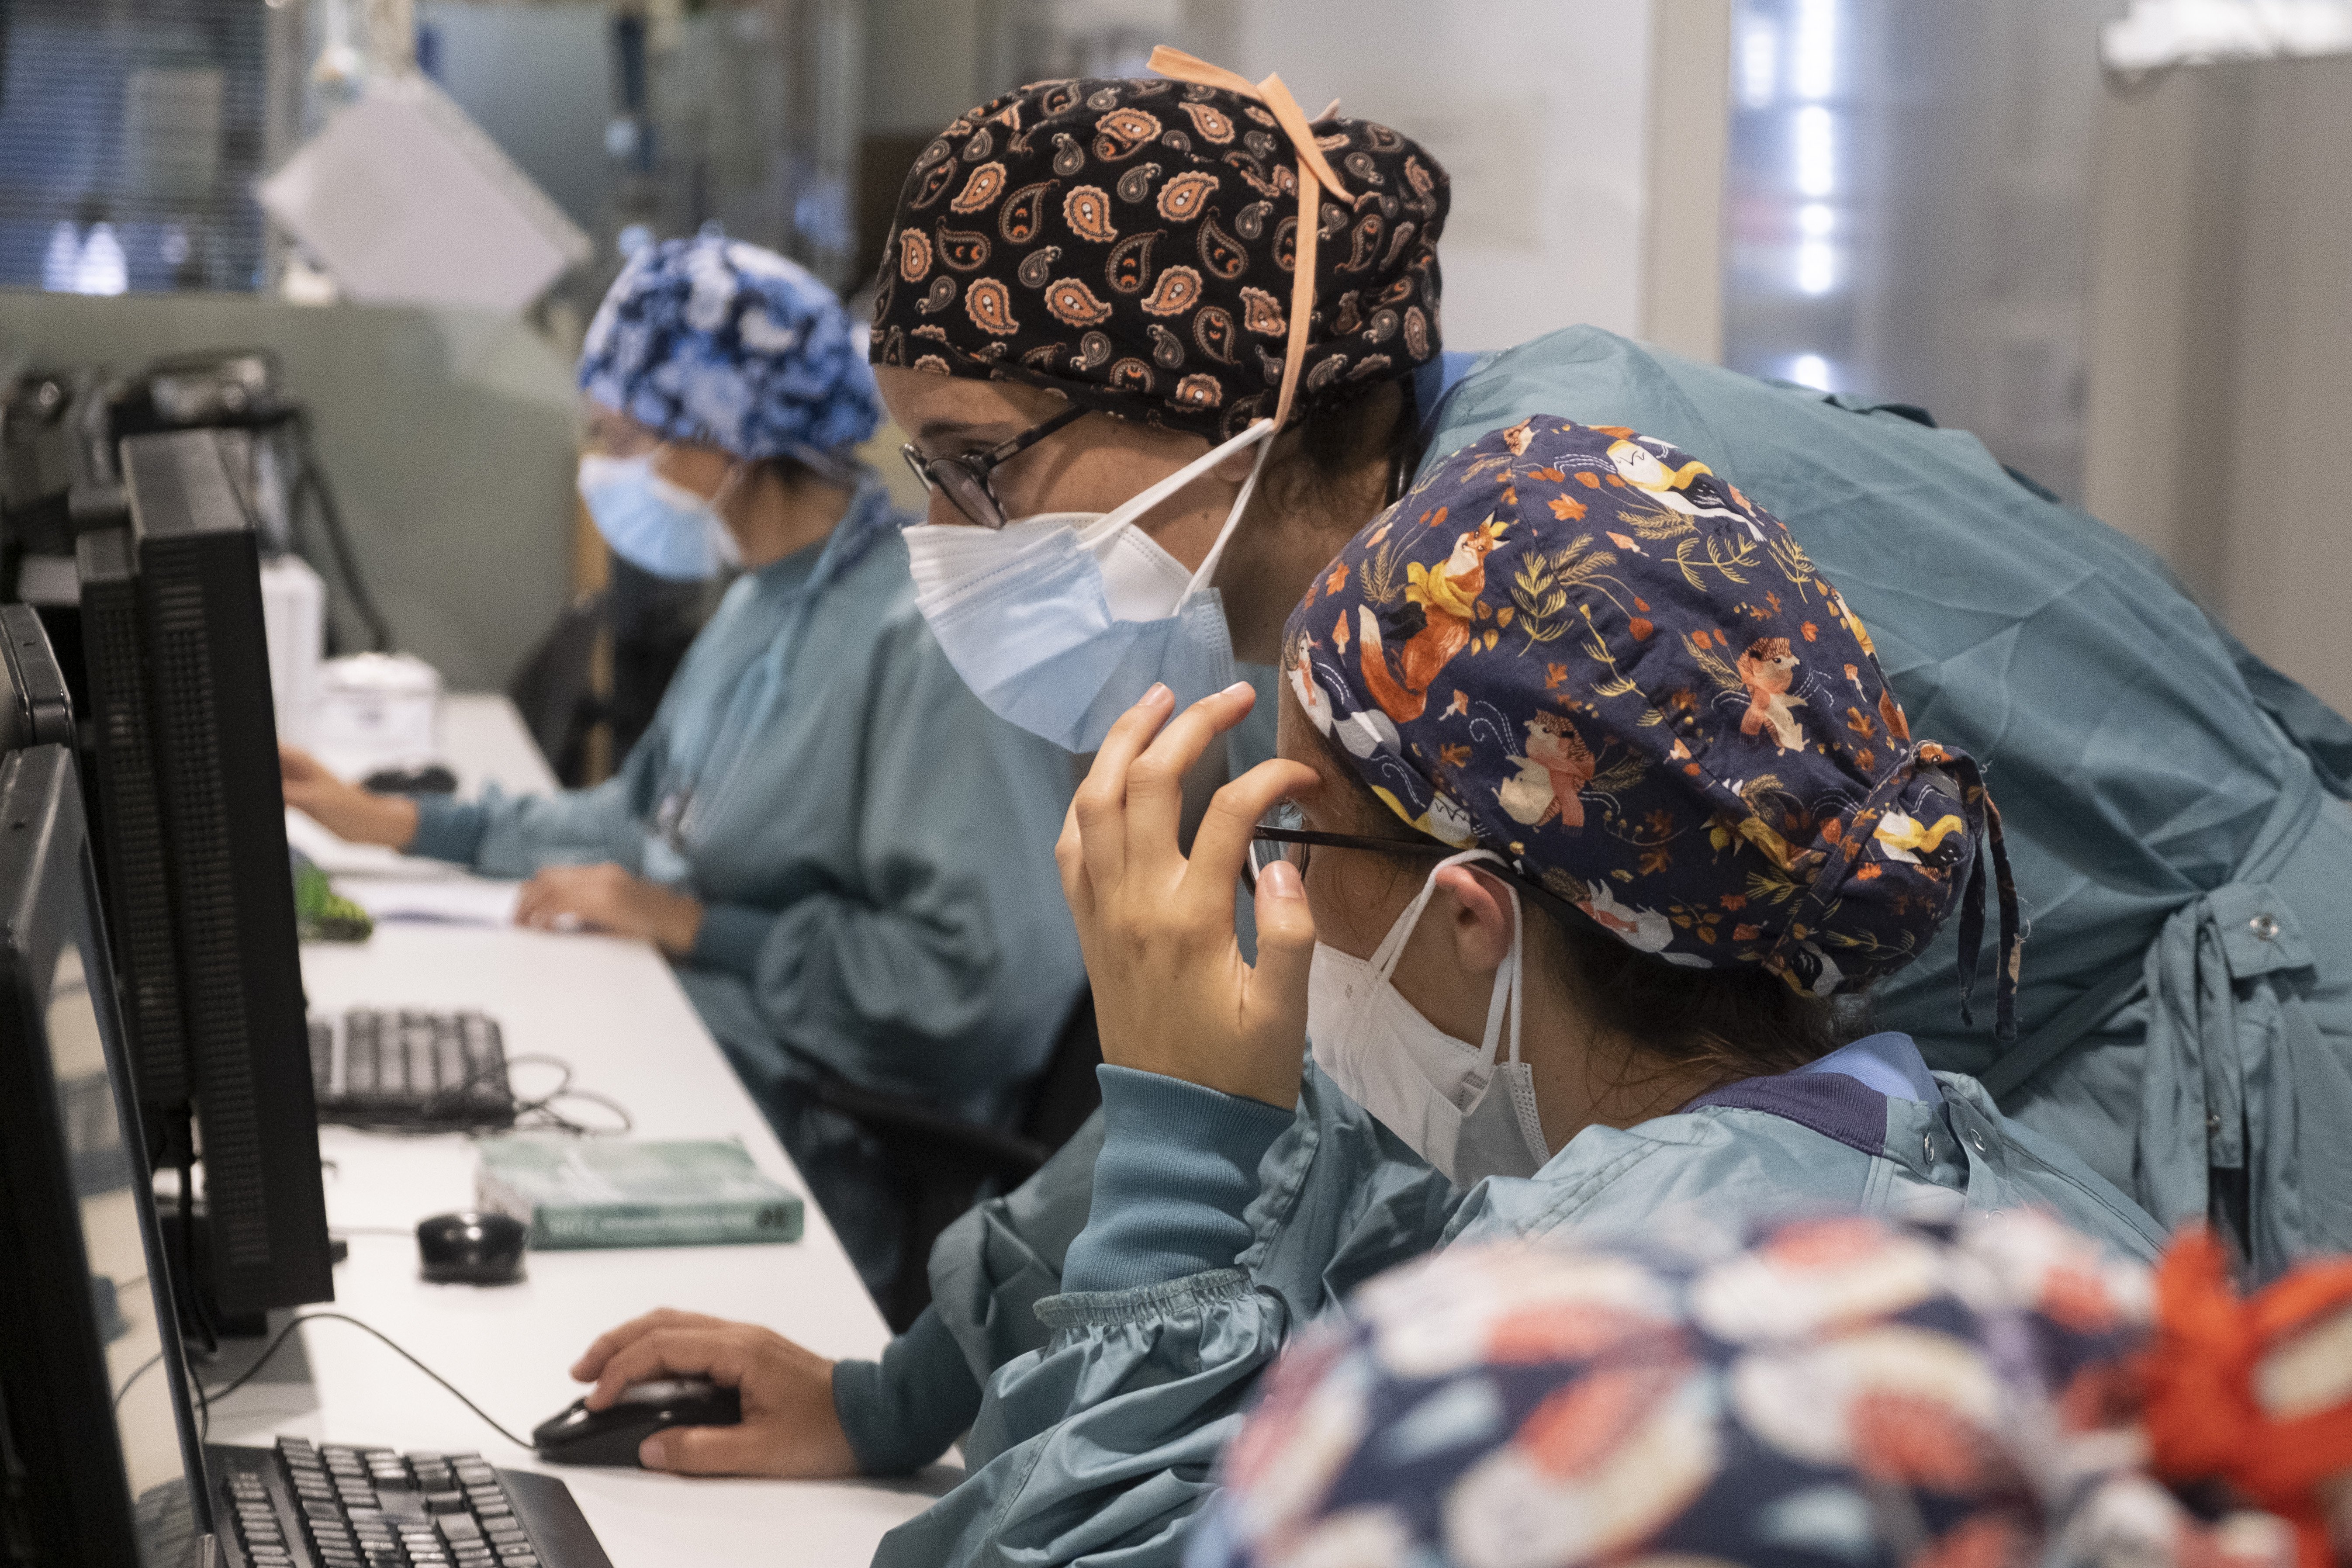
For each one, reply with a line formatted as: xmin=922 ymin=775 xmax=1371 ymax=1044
xmin=475 ymin=1135 xmax=804 ymax=1250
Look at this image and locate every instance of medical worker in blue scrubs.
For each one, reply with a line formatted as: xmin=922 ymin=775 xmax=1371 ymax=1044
xmin=281 ymin=236 xmax=1085 ymax=1297
xmin=560 ymin=48 xmax=2352 ymax=1559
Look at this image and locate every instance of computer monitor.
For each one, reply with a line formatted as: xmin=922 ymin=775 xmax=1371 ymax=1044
xmin=75 ymin=426 xmax=333 ymax=1329
xmin=0 ymin=737 xmax=216 ymax=1568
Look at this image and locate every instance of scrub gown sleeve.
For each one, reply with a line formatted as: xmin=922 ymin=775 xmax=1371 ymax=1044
xmin=692 ymin=614 xmax=1050 ymax=1101
xmin=829 ymin=1110 xmax=1107 ymax=1473
xmin=408 ymin=727 xmax=668 ymax=878
xmin=868 ymin=1073 xmax=1452 ymax=1568
xmin=869 ymin=1272 xmax=1290 ymax=1568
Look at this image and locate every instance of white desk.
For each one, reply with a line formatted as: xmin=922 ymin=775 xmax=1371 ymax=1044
xmin=211 ymin=696 xmax=955 ymax=1565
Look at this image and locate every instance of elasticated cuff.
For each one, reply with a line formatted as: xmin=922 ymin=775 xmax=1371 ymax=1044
xmin=686 ymin=902 xmax=770 ymax=978
xmin=1059 ymin=1066 xmax=1292 ymax=1295
xmin=406 ymin=796 xmax=489 ymax=864
xmin=830 ymin=1305 xmax=981 ymax=1476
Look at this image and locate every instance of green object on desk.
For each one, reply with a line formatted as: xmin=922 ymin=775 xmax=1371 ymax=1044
xmin=293 ymin=860 xmax=374 ymax=943
xmin=476 ymin=1135 xmax=804 ymax=1250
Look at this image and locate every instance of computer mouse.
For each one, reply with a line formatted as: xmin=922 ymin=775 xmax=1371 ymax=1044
xmin=415 ymin=1210 xmax=527 ymax=1284
xmin=364 ymin=763 xmax=459 ymax=796
xmin=533 ymin=1377 xmax=744 ymax=1467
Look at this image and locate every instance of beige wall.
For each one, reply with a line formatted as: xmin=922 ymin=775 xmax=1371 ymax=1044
xmin=1230 ymin=0 xmax=1658 ymax=353
xmin=855 ymin=2 xmax=1731 ymax=361
xmin=1639 ymin=0 xmax=1730 ymax=364
xmin=2083 ymin=55 xmax=2352 ymax=713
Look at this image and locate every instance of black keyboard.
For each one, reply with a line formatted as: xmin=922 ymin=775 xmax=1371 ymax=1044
xmin=208 ymin=1437 xmax=612 ymax=1568
xmin=309 ymin=1008 xmax=514 ymax=1131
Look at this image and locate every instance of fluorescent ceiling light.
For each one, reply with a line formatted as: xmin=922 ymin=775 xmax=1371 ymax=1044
xmin=2101 ymin=0 xmax=2352 ymax=71
xmin=1739 ymin=17 xmax=1779 ymax=108
xmin=1792 ymin=0 xmax=1838 ymax=98
xmin=1794 ymin=107 xmax=1835 ymax=198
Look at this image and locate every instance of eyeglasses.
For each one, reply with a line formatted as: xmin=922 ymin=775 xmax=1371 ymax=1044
xmin=1246 ymin=803 xmax=1593 ymax=935
xmin=900 ymin=405 xmax=1088 ymax=530
xmin=1246 ymin=800 xmax=1453 ymax=888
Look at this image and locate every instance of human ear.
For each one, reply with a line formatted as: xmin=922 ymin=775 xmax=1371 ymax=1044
xmin=1432 ymin=865 xmax=1514 ymax=978
xmin=1209 ymin=431 xmax=1268 ymax=484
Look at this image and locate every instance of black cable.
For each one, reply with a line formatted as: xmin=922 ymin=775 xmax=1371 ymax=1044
xmin=289 ymin=410 xmax=394 ymax=653
xmin=203 ymin=1312 xmax=536 ymax=1450
xmin=327 ymin=1051 xmax=633 ymax=1138
xmin=114 ymin=1350 xmax=166 ymax=1414
xmin=173 ymin=1140 xmax=217 ymax=1358
xmin=502 ymin=1055 xmax=633 ymax=1137
xmin=205 ymin=420 xmax=392 ymax=653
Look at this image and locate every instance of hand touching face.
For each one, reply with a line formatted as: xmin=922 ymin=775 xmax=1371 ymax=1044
xmin=1055 ymin=682 xmax=1321 ymax=1108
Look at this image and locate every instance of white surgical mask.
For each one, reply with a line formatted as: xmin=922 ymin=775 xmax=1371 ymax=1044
xmin=1306 ymin=849 xmax=1552 ymax=1188
xmin=578 ymin=452 xmax=745 ymax=582
xmin=901 ymin=418 xmax=1276 ymax=752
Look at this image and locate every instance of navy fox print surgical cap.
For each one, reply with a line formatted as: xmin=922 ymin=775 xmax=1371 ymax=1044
xmin=1286 ymin=417 xmax=2021 ymax=1031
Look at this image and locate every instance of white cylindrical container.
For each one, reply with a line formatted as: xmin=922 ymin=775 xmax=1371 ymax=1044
xmin=259 ymin=554 xmax=328 ymax=745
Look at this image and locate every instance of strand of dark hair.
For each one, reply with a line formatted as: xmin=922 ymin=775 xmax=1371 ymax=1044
xmin=1266 ymin=381 xmax=1422 ymax=536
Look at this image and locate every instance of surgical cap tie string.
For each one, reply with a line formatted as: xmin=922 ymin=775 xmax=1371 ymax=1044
xmin=1765 ymin=741 xmax=2020 ymax=1040
xmin=1148 ymin=46 xmax=1351 ymax=434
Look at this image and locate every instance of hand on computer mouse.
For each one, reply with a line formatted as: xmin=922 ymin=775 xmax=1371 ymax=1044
xmin=568 ymin=1308 xmax=858 ymax=1477
xmin=279 ymin=744 xmax=421 ymax=850
xmin=514 ymin=863 xmax=705 ymax=957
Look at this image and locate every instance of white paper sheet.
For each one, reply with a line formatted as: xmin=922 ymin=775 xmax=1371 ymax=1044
xmin=339 ymin=877 xmax=522 ymax=928
xmin=285 ymin=808 xmax=463 ymax=880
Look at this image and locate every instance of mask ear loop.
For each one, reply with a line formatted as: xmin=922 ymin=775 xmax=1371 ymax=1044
xmin=1177 ymin=424 xmax=1278 ymax=606
xmin=1477 ymin=873 xmax=1525 ymax=1075
xmin=1074 ymin=417 xmax=1275 ymax=560
xmin=1372 ymin=849 xmax=1522 ymax=1073
xmin=1366 ymin=852 xmax=1456 ymax=983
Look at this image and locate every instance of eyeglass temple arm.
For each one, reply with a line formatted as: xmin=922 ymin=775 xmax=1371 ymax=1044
xmin=980 ymin=403 xmax=1089 ymax=467
xmin=1248 ymin=827 xmax=1593 ymax=930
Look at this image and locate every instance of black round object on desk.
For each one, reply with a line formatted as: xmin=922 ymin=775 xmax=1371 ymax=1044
xmin=416 ymin=1210 xmax=527 ymax=1284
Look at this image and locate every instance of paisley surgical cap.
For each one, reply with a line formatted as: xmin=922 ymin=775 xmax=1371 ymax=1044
xmin=1287 ymin=417 xmax=2021 ymax=1031
xmin=579 ymin=235 xmax=881 ymax=460
xmin=869 ymin=51 xmax=1449 ymax=440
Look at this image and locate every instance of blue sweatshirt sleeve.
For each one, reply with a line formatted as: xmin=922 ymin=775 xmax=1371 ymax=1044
xmin=406 ymin=795 xmax=490 ymax=864
xmin=1060 ymin=1066 xmax=1294 ymax=1294
xmin=685 ymin=901 xmax=770 ymax=977
xmin=830 ymin=1306 xmax=980 ymax=1475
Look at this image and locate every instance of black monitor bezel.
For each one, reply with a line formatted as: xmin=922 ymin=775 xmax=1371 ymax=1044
xmin=0 ymin=742 xmax=214 ymax=1566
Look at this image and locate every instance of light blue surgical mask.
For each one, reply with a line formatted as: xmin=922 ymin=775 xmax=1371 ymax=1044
xmin=577 ymin=451 xmax=745 ymax=582
xmin=903 ymin=419 xmax=1275 ymax=752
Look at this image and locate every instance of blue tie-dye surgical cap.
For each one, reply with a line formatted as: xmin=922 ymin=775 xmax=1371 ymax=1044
xmin=578 ymin=235 xmax=881 ymax=461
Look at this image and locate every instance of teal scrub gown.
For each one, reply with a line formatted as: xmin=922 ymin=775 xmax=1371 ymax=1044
xmin=836 ymin=328 xmax=2352 ymax=1565
xmin=407 ymin=476 xmax=1086 ymax=1295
